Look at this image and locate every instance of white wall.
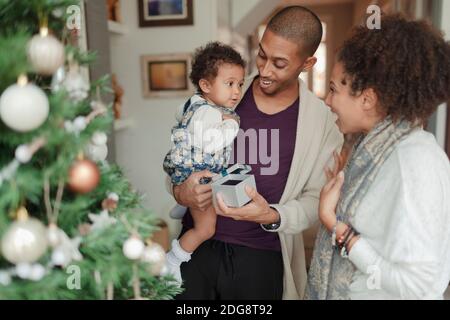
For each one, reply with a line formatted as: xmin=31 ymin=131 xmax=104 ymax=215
xmin=231 ymin=0 xmax=261 ymax=29
xmin=110 ymin=0 xmax=220 ymax=239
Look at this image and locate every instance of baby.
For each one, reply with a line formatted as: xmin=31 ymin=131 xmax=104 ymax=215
xmin=163 ymin=42 xmax=246 ymax=284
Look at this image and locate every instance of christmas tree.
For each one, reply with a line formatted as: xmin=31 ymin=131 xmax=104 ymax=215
xmin=0 ymin=0 xmax=180 ymax=299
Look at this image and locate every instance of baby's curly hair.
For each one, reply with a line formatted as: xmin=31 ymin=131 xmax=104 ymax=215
xmin=190 ymin=42 xmax=246 ymax=93
xmin=338 ymin=14 xmax=450 ymax=124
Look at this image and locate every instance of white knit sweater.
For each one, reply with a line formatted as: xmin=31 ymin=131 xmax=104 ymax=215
xmin=348 ymin=130 xmax=450 ymax=300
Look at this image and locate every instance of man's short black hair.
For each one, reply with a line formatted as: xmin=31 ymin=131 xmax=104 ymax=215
xmin=267 ymin=6 xmax=323 ymax=57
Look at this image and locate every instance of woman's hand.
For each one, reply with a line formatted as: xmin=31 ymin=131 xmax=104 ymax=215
xmin=319 ymin=171 xmax=345 ymax=231
xmin=325 ymin=150 xmax=345 ymax=182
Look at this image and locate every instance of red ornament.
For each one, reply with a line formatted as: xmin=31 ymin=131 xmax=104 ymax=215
xmin=68 ymin=159 xmax=100 ymax=194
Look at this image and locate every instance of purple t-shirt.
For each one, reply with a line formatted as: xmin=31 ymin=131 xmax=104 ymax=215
xmin=182 ymin=83 xmax=299 ymax=251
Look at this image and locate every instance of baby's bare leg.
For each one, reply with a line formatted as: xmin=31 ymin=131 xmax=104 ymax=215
xmin=179 ymin=206 xmax=217 ymax=253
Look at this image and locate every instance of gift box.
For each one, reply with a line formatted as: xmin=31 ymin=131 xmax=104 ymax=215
xmin=211 ymin=164 xmax=257 ymax=208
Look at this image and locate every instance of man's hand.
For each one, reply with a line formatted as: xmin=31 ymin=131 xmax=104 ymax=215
xmin=215 ymin=185 xmax=279 ymax=224
xmin=173 ymin=170 xmax=214 ymax=211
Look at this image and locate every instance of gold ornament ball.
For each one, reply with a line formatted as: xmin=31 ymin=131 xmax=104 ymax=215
xmin=68 ymin=159 xmax=100 ymax=194
xmin=1 ymin=218 xmax=48 ymax=264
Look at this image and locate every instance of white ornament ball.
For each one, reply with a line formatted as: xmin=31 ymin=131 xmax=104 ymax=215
xmin=15 ymin=145 xmax=32 ymax=164
xmin=1 ymin=218 xmax=48 ymax=264
xmin=64 ymin=70 xmax=89 ymax=102
xmin=92 ymin=132 xmax=108 ymax=146
xmin=0 ymin=83 xmax=49 ymax=132
xmin=122 ymin=236 xmax=145 ymax=260
xmin=86 ymin=143 xmax=108 ymax=162
xmin=27 ymin=33 xmax=65 ymax=76
xmin=141 ymin=243 xmax=166 ymax=276
xmin=0 ymin=271 xmax=11 ymax=286
xmin=52 ymin=8 xmax=64 ymax=18
xmin=51 ymin=67 xmax=66 ymax=93
xmin=160 ymin=265 xmax=169 ymax=276
xmin=51 ymin=247 xmax=70 ymax=267
xmin=16 ymin=263 xmax=32 ymax=279
xmin=107 ymin=192 xmax=119 ymax=202
xmin=73 ymin=116 xmax=87 ymax=131
xmin=90 ymin=100 xmax=106 ymax=111
xmin=29 ymin=264 xmax=46 ymax=281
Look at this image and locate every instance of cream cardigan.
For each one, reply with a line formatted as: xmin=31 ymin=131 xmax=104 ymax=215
xmin=166 ymin=75 xmax=343 ymax=299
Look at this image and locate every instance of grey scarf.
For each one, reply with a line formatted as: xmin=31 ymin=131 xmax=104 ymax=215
xmin=305 ymin=117 xmax=419 ymax=300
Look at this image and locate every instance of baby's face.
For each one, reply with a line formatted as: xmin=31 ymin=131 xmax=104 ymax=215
xmin=205 ymin=63 xmax=245 ymax=108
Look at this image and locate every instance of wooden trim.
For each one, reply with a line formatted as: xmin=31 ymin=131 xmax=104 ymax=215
xmin=138 ymin=0 xmax=193 ymax=27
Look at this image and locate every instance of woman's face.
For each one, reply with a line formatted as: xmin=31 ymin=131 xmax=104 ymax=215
xmin=325 ymin=62 xmax=368 ymax=134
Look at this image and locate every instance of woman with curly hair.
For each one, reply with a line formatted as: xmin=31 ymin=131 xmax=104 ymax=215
xmin=307 ymin=14 xmax=450 ymax=300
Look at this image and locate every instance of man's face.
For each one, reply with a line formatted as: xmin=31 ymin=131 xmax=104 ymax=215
xmin=256 ymin=29 xmax=308 ymax=96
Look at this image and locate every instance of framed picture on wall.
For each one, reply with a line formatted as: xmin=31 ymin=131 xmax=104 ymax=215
xmin=141 ymin=53 xmax=194 ymax=98
xmin=138 ymin=0 xmax=193 ymax=27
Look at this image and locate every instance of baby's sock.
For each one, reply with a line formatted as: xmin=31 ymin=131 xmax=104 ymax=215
xmin=165 ymin=239 xmax=192 ymax=286
xmin=169 ymin=204 xmax=187 ymax=219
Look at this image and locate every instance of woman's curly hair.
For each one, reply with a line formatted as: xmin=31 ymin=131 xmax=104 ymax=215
xmin=338 ymin=14 xmax=450 ymax=124
xmin=190 ymin=42 xmax=246 ymax=93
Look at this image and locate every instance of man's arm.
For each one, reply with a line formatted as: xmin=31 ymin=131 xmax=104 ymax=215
xmin=214 ymin=110 xmax=343 ymax=233
xmin=268 ymin=115 xmax=343 ymax=234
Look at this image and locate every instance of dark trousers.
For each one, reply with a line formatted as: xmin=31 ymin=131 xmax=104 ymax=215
xmin=175 ymin=238 xmax=284 ymax=300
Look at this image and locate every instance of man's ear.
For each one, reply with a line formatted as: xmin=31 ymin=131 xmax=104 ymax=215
xmin=199 ymin=79 xmax=211 ymax=94
xmin=301 ymin=56 xmax=317 ymax=73
xmin=361 ymin=88 xmax=378 ymax=112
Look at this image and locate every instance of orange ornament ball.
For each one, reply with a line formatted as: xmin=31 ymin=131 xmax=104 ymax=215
xmin=68 ymin=159 xmax=100 ymax=194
